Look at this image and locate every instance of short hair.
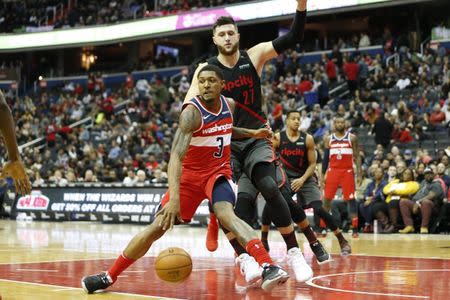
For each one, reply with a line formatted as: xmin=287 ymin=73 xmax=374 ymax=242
xmin=213 ymin=16 xmax=236 ymax=33
xmin=197 ymin=64 xmax=224 ymax=81
xmin=286 ymin=110 xmax=300 ymax=119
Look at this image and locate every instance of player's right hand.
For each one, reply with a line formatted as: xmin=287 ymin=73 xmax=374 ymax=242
xmin=0 ymin=160 xmax=32 ymax=195
xmin=252 ymin=128 xmax=273 ymax=139
xmin=156 ymin=200 xmax=183 ymax=231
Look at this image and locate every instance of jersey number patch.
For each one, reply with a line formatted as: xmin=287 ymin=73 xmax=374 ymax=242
xmin=214 ymin=137 xmax=224 ymax=158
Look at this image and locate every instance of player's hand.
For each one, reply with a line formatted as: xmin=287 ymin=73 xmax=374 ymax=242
xmin=0 ymin=160 xmax=32 ymax=195
xmin=291 ymin=177 xmax=305 ymax=192
xmin=156 ymin=200 xmax=182 ymax=231
xmin=252 ymin=128 xmax=273 ymax=139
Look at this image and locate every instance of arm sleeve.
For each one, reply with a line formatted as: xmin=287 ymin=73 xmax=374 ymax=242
xmin=272 ymin=10 xmax=306 ymax=54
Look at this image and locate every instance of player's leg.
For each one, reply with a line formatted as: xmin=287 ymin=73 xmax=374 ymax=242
xmin=205 ymin=153 xmax=242 ymax=252
xmin=260 ymin=202 xmax=271 ymax=251
xmin=309 ymin=200 xmax=351 ymax=255
xmin=342 ymin=171 xmax=358 ymax=237
xmin=211 ymin=177 xmax=289 ymax=291
xmin=81 ymin=183 xmax=202 ymax=294
xmin=249 ymin=160 xmax=313 ymax=282
xmin=294 ymin=178 xmax=331 ymax=262
xmin=323 ymin=170 xmax=340 ymax=213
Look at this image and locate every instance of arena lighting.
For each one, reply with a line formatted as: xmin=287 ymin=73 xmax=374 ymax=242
xmin=0 ymin=0 xmax=414 ymax=51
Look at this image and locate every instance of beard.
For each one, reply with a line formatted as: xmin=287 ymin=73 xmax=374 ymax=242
xmin=217 ymin=42 xmax=239 ymax=56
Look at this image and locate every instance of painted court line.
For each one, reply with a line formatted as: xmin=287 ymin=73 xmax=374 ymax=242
xmin=306 ymin=269 xmax=450 ymax=298
xmin=16 ymin=268 xmax=58 ymax=272
xmin=0 ymin=279 xmax=187 ymax=299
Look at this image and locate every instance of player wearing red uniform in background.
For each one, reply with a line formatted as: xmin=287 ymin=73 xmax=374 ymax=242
xmin=81 ymin=65 xmax=289 ymax=294
xmin=322 ymin=117 xmax=362 ymax=237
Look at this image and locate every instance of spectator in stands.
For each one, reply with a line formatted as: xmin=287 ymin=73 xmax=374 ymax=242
xmin=429 ymin=103 xmax=446 ymax=128
xmin=136 ymin=169 xmax=149 ymax=184
xmin=359 ymin=32 xmax=371 ymax=48
xmin=84 ymin=169 xmax=97 ymax=182
xmin=123 ymin=169 xmax=138 ymax=186
xmin=372 ymin=111 xmax=393 ymax=149
xmin=325 ymin=55 xmax=337 ymax=85
xmin=396 ymin=72 xmax=411 ymax=90
xmin=437 ymin=163 xmax=450 ymax=187
xmin=360 ymin=167 xmax=387 ymax=233
xmin=399 ymin=167 xmax=445 ymax=233
xmin=343 ymin=57 xmax=359 ymax=95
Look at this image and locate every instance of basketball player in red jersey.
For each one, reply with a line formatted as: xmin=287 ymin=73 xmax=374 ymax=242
xmin=81 ymin=65 xmax=290 ymax=294
xmin=185 ymin=0 xmax=313 ymax=283
xmin=322 ymin=116 xmax=362 ymax=239
xmin=0 ymin=90 xmax=31 ymax=195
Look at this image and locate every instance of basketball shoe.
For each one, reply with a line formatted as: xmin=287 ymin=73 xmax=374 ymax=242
xmin=310 ymin=241 xmax=331 ymax=264
xmin=205 ymin=213 xmax=219 ymax=252
xmin=339 ymin=240 xmax=352 ymax=256
xmin=286 ymin=247 xmax=313 ymax=282
xmin=261 ymin=264 xmax=290 ymax=291
xmin=235 ymin=253 xmax=262 ymax=284
xmin=81 ymin=272 xmax=113 ymax=294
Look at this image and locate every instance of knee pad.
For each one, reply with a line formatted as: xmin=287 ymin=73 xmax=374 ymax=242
xmin=253 ymin=175 xmax=279 ymax=200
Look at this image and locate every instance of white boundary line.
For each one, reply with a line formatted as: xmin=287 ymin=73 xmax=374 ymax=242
xmin=306 ymin=269 xmax=450 ymax=299
xmin=0 ymin=279 xmax=186 ymax=299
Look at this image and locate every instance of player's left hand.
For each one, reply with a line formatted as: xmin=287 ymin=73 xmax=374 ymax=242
xmin=291 ymin=177 xmax=305 ymax=192
xmin=156 ymin=200 xmax=183 ymax=231
xmin=253 ymin=128 xmax=273 ymax=139
xmin=0 ymin=160 xmax=32 ymax=195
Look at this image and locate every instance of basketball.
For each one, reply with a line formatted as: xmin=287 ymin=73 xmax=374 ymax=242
xmin=155 ymin=247 xmax=192 ymax=283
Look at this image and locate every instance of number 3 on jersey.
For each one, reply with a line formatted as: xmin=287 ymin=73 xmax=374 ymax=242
xmin=214 ymin=137 xmax=224 ymax=158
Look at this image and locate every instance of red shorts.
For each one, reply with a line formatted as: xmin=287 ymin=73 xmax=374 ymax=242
xmin=324 ymin=168 xmax=355 ymax=201
xmin=160 ymin=170 xmax=232 ymax=222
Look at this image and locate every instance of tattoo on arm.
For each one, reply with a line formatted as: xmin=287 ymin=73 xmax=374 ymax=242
xmin=167 ymin=106 xmax=199 ymax=199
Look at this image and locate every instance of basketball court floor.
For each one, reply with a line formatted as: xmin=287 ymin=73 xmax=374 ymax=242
xmin=1 ymin=219 xmax=449 ymax=299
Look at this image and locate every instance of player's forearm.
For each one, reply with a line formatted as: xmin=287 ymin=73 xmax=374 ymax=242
xmin=272 ymin=3 xmax=306 ymax=53
xmin=232 ymin=127 xmax=257 ymax=139
xmin=0 ymin=96 xmax=20 ymax=161
xmin=301 ymin=163 xmax=316 ymax=181
xmin=167 ymin=156 xmax=182 ymax=203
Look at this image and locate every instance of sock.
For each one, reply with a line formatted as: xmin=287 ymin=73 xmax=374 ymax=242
xmin=299 ymin=225 xmax=318 ymax=244
xmin=108 ymin=253 xmax=136 ymax=282
xmin=334 ymin=231 xmax=347 ymax=244
xmin=319 ymin=218 xmax=327 ymax=229
xmin=352 ymin=217 xmax=358 ymax=230
xmin=245 ymin=239 xmax=273 ymax=266
xmin=229 ymin=238 xmax=247 ymax=256
xmin=281 ymin=230 xmax=298 ymax=250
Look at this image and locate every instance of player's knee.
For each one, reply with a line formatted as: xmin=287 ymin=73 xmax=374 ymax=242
xmin=254 ymin=175 xmax=279 ymax=200
xmin=323 ymin=199 xmax=332 ymax=211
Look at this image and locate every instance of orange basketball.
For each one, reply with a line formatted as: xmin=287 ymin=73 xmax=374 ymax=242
xmin=155 ymin=247 xmax=192 ymax=283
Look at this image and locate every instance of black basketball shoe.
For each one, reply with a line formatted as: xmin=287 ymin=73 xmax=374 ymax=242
xmin=311 ymin=241 xmax=332 ymax=264
xmin=81 ymin=272 xmax=113 ymax=294
xmin=261 ymin=264 xmax=289 ymax=291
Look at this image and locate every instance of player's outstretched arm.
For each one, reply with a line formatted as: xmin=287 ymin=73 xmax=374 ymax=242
xmin=157 ymin=105 xmax=200 ymax=230
xmin=247 ymin=0 xmax=307 ymax=76
xmin=0 ymin=90 xmax=31 ymax=195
